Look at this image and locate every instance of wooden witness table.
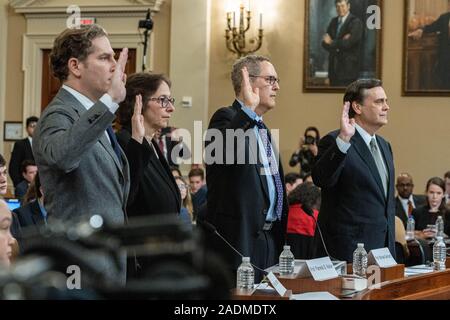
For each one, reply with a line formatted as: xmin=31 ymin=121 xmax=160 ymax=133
xmin=232 ymin=263 xmax=450 ymax=300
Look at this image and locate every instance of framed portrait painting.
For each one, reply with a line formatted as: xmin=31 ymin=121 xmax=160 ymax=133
xmin=303 ymin=0 xmax=383 ymax=92
xmin=403 ymin=0 xmax=450 ymax=96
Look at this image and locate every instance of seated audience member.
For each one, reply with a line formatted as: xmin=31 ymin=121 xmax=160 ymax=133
xmin=395 ymin=173 xmax=427 ymax=228
xmin=14 ymin=160 xmax=38 ymax=203
xmin=155 ymin=127 xmax=191 ymax=168
xmin=0 ymin=154 xmax=7 ymax=197
xmin=445 ymin=171 xmax=450 ymax=204
xmin=286 ymin=182 xmax=321 ymax=259
xmin=302 ymin=173 xmax=313 ymax=184
xmin=171 ymin=166 xmax=182 ymax=178
xmin=189 ymin=168 xmax=207 ymax=219
xmin=289 ymin=126 xmax=320 ymax=179
xmin=412 ymin=177 xmax=450 ymax=239
xmin=0 ymin=200 xmax=16 ymax=268
xmin=175 ymin=176 xmax=194 ymax=227
xmin=285 ymin=172 xmax=303 ymax=195
xmin=394 ymin=216 xmax=409 ymax=264
xmin=13 ymin=173 xmax=47 ymax=234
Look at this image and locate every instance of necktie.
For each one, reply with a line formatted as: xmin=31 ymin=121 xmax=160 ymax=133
xmin=337 ymin=17 xmax=343 ymax=36
xmin=256 ymin=120 xmax=283 ymax=221
xmin=158 ymin=137 xmax=165 ymax=158
xmin=106 ymin=125 xmax=122 ymax=164
xmin=407 ymin=200 xmax=414 ymax=216
xmin=369 ymin=138 xmax=388 ymax=197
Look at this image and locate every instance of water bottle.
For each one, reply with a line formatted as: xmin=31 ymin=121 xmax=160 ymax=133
xmin=406 ymin=216 xmax=415 ymax=240
xmin=279 ymin=245 xmax=295 ymax=276
xmin=433 ymin=236 xmax=446 ymax=271
xmin=236 ymin=257 xmax=254 ymax=290
xmin=436 ymin=215 xmax=444 ymax=238
xmin=352 ymin=243 xmax=368 ymax=277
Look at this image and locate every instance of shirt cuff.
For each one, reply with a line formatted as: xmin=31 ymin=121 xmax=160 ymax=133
xmin=336 ymin=136 xmax=351 ymax=154
xmin=100 ymin=94 xmax=119 ymax=114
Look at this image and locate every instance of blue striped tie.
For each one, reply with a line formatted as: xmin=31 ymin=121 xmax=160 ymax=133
xmin=256 ymin=120 xmax=283 ymax=221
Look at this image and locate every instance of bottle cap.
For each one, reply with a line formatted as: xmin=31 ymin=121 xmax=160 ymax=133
xmin=357 ymin=243 xmax=364 ymax=248
xmin=435 ymin=236 xmax=444 ymax=241
xmin=242 ymin=257 xmax=250 ymax=263
xmin=283 ymin=245 xmax=291 ymax=250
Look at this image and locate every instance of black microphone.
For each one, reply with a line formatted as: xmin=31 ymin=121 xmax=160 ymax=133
xmin=302 ymin=206 xmax=339 ymax=262
xmin=198 ymin=220 xmax=268 ymax=275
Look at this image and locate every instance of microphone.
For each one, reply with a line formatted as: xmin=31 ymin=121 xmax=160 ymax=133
xmin=198 ymin=220 xmax=268 ymax=275
xmin=302 ymin=205 xmax=339 ymax=262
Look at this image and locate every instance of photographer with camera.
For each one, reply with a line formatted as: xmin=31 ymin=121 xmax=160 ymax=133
xmin=289 ymin=126 xmax=320 ymax=178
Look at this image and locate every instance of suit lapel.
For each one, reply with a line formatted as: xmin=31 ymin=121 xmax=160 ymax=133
xmin=377 ymin=136 xmax=394 ymax=197
xmin=351 ymin=131 xmax=386 ymax=199
xmin=98 ymin=134 xmax=126 ymax=176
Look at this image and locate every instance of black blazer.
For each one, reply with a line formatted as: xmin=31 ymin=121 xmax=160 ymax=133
xmin=322 ymin=13 xmax=363 ymax=85
xmin=13 ymin=200 xmax=45 ymax=231
xmin=9 ymin=138 xmax=34 ymax=187
xmin=117 ymin=127 xmax=181 ymax=217
xmin=411 ymin=204 xmax=450 ymax=235
xmin=204 ymin=100 xmax=288 ymax=271
xmin=312 ymin=130 xmax=396 ymax=262
xmin=395 ymin=195 xmax=427 ymax=229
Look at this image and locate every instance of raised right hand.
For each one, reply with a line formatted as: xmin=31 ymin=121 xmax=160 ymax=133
xmin=131 ymin=94 xmax=145 ymax=144
xmin=108 ymin=47 xmax=128 ymax=103
xmin=241 ymin=67 xmax=260 ymax=111
xmin=338 ymin=102 xmax=355 ymax=143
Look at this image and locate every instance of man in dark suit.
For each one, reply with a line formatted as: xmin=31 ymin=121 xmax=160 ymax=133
xmin=33 ymin=25 xmax=130 ymax=281
xmin=9 ymin=116 xmax=38 ymax=188
xmin=322 ymin=0 xmax=363 ymax=86
xmin=395 ymin=173 xmax=426 ymax=229
xmin=312 ymin=79 xmax=396 ymax=263
xmin=409 ymin=11 xmax=450 ymax=89
xmin=204 ymin=55 xmax=288 ymax=281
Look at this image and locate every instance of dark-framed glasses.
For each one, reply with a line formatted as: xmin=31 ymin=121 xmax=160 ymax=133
xmin=149 ymin=96 xmax=175 ymax=108
xmin=249 ymin=75 xmax=280 ymax=86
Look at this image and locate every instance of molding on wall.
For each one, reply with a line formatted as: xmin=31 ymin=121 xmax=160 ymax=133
xmin=0 ymin=1 xmax=8 ymax=154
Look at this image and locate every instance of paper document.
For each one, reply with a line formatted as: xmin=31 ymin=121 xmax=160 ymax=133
xmin=290 ymin=292 xmax=339 ymax=300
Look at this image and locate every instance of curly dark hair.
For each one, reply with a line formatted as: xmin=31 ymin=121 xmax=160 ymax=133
xmin=0 ymin=153 xmax=5 ymax=167
xmin=288 ymin=182 xmax=321 ymax=216
xmin=117 ymin=72 xmax=171 ymax=128
xmin=50 ymin=24 xmax=107 ymax=81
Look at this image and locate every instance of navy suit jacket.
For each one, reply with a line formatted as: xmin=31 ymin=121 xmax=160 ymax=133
xmin=312 ymin=130 xmax=396 ymax=262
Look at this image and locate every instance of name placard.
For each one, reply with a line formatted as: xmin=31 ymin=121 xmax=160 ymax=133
xmin=267 ymin=271 xmax=287 ymax=296
xmin=368 ymin=248 xmax=397 ymax=268
xmin=305 ymin=257 xmax=339 ymax=281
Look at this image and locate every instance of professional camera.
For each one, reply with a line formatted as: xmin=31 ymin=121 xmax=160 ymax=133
xmin=303 ymin=135 xmax=316 ymax=146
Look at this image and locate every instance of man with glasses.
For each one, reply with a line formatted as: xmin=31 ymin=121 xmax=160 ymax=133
xmin=395 ymin=173 xmax=426 ymax=229
xmin=9 ymin=116 xmax=39 ymax=188
xmin=204 ymin=55 xmax=288 ymax=282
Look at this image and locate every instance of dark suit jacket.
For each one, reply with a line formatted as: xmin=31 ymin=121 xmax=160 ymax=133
xmin=9 ymin=138 xmax=34 ymax=187
xmin=322 ymin=13 xmax=363 ymax=86
xmin=158 ymin=135 xmax=191 ymax=168
xmin=117 ymin=127 xmax=181 ymax=217
xmin=411 ymin=204 xmax=450 ymax=236
xmin=423 ymin=12 xmax=450 ymax=86
xmin=395 ymin=195 xmax=427 ymax=229
xmin=312 ymin=130 xmax=396 ymax=262
xmin=13 ymin=199 xmax=45 ymax=230
xmin=204 ymin=100 xmax=288 ymax=272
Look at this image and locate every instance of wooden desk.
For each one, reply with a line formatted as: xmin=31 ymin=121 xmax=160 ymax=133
xmin=354 ymin=269 xmax=450 ymax=300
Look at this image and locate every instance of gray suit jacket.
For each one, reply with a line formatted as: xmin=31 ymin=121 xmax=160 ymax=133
xmin=33 ymin=88 xmax=130 ymax=282
xmin=33 ymin=88 xmax=129 ymax=223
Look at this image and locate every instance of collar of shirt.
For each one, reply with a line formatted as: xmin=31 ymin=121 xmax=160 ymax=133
xmin=355 ymin=123 xmax=377 ymax=149
xmin=339 ymin=12 xmax=350 ymax=24
xmin=62 ymin=84 xmax=95 ymax=110
xmin=399 ymin=195 xmax=414 ymax=206
xmin=236 ymin=99 xmax=262 ymax=122
xmin=28 ymin=136 xmax=32 ymax=146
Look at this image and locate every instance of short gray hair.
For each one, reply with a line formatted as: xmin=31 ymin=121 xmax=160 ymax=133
xmin=231 ymin=55 xmax=270 ymax=95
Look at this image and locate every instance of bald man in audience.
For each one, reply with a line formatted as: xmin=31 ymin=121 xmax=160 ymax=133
xmin=395 ymin=173 xmax=426 ymax=229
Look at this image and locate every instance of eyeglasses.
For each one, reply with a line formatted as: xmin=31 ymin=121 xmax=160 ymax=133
xmin=149 ymin=96 xmax=175 ymax=108
xmin=249 ymin=75 xmax=280 ymax=86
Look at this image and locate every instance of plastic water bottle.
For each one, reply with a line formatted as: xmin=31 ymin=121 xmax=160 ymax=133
xmin=352 ymin=243 xmax=368 ymax=277
xmin=433 ymin=236 xmax=446 ymax=271
xmin=279 ymin=245 xmax=295 ymax=276
xmin=236 ymin=257 xmax=254 ymax=290
xmin=406 ymin=216 xmax=415 ymax=240
xmin=436 ymin=215 xmax=444 ymax=238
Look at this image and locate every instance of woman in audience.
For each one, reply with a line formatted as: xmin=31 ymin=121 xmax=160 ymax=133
xmin=412 ymin=177 xmax=450 ymax=239
xmin=286 ymin=182 xmax=321 ymax=259
xmin=116 ymin=73 xmax=181 ymax=219
xmin=175 ymin=176 xmax=194 ymax=226
xmin=0 ymin=154 xmax=7 ymax=197
xmin=0 ymin=200 xmax=16 ymax=268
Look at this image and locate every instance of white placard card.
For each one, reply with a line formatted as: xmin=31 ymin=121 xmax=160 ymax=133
xmin=267 ymin=271 xmax=287 ymax=297
xmin=368 ymin=248 xmax=397 ymax=268
xmin=305 ymin=257 xmax=339 ymax=281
